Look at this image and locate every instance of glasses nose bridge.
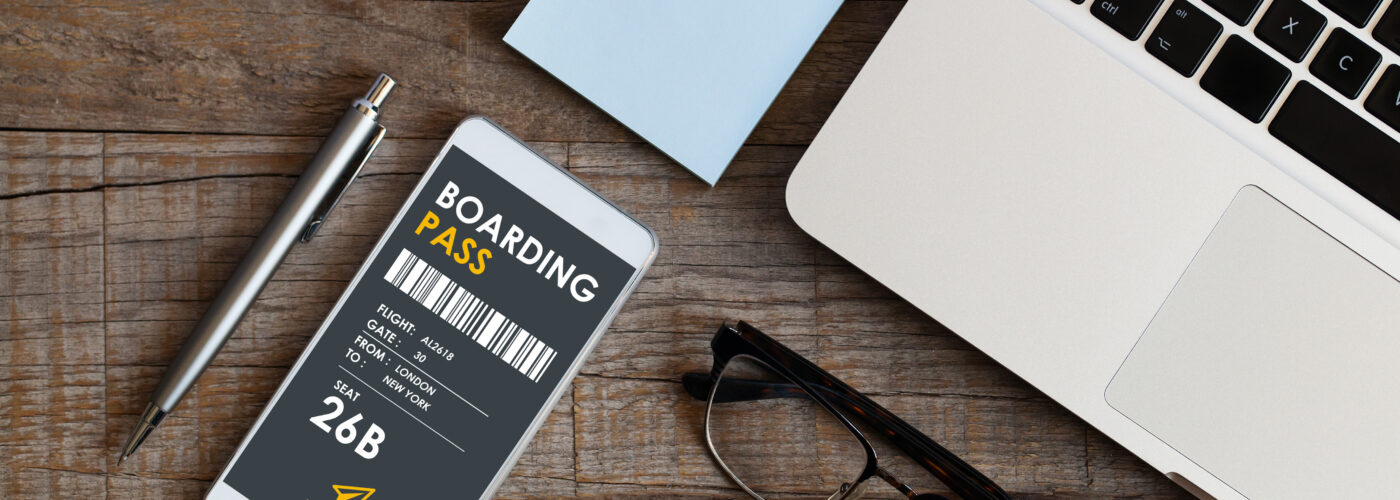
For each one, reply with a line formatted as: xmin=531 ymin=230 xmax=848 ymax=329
xmin=829 ymin=466 xmax=925 ymax=500
xmin=873 ymin=466 xmax=941 ymax=500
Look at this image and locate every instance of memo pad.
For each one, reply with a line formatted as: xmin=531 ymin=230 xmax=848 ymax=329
xmin=1106 ymin=186 xmax=1400 ymax=499
xmin=504 ymin=0 xmax=842 ymax=185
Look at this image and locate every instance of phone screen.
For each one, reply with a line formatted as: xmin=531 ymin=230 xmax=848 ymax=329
xmin=220 ymin=146 xmax=638 ymax=499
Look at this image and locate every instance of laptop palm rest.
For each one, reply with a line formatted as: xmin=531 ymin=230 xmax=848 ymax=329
xmin=1106 ymin=186 xmax=1400 ymax=499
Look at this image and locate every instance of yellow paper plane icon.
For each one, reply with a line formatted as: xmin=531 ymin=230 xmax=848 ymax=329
xmin=331 ymin=484 xmax=376 ymax=500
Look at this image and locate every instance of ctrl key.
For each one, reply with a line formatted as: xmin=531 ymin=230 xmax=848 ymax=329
xmin=1093 ymin=0 xmax=1167 ymax=40
xmin=1364 ymin=65 xmax=1400 ymax=133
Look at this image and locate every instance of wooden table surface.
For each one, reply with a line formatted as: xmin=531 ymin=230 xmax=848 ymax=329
xmin=0 ymin=1 xmax=1194 ymax=498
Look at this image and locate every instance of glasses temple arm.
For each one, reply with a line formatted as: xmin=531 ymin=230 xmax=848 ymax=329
xmin=682 ymin=372 xmax=813 ymax=402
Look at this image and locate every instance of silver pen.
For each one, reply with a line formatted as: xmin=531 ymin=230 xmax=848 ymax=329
xmin=119 ymin=74 xmax=396 ymax=464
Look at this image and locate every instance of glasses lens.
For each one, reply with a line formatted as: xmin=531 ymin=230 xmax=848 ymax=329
xmin=706 ymin=354 xmax=870 ymax=498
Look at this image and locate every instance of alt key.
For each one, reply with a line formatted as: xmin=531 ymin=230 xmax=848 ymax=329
xmin=1147 ymin=1 xmax=1224 ymax=76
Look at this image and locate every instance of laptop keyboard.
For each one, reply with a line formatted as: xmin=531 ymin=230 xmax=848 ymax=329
xmin=1081 ymin=0 xmax=1400 ymax=221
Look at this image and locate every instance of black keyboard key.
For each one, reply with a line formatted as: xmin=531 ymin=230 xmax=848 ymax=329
xmin=1200 ymin=36 xmax=1291 ymax=122
xmin=1320 ymin=0 xmax=1382 ymax=27
xmin=1256 ymin=0 xmax=1327 ymax=62
xmin=1310 ymin=29 xmax=1382 ymax=99
xmin=1270 ymin=81 xmax=1400 ymax=220
xmin=1375 ymin=4 xmax=1400 ymax=55
xmin=1364 ymin=65 xmax=1400 ymax=132
xmin=1147 ymin=1 xmax=1223 ymax=76
xmin=1203 ymin=0 xmax=1264 ymax=25
xmin=1092 ymin=0 xmax=1166 ymax=40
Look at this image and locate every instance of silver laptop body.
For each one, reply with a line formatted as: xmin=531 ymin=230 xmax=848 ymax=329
xmin=786 ymin=1 xmax=1400 ymax=498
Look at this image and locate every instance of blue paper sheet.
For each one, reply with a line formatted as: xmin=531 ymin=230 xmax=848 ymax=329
xmin=505 ymin=0 xmax=842 ymax=185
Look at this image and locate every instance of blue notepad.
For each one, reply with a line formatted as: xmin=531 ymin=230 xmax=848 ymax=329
xmin=504 ymin=0 xmax=842 ymax=185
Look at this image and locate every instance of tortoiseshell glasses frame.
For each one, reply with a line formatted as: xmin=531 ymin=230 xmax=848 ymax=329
xmin=683 ymin=322 xmax=1011 ymax=500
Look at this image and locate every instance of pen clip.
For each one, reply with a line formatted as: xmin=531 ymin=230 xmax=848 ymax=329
xmin=301 ymin=124 xmax=386 ymax=243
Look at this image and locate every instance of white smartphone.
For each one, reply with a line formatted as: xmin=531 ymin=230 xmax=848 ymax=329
xmin=206 ymin=117 xmax=657 ymax=499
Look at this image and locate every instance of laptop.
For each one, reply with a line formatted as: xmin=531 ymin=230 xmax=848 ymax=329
xmin=786 ymin=1 xmax=1400 ymax=499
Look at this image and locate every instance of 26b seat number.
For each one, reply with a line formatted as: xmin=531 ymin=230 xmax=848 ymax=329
xmin=309 ymin=395 xmax=386 ymax=459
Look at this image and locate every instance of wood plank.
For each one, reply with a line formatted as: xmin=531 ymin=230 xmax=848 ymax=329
xmin=6 ymin=468 xmax=106 ymax=500
xmin=101 ymin=133 xmax=462 ymax=183
xmin=105 ymin=475 xmax=209 ymax=499
xmin=0 ymin=190 xmax=105 ymax=366
xmin=189 ymin=367 xmax=288 ymax=478
xmin=571 ymin=376 xmax=724 ymax=489
xmin=0 ymin=136 xmax=108 ymax=494
xmin=0 ymin=365 xmax=108 ymax=499
xmin=569 ymin=141 xmax=818 ymax=327
xmin=574 ymin=482 xmax=752 ymax=499
xmin=0 ymin=1 xmax=897 ymax=145
xmin=0 ymin=132 xmax=103 ymax=196
xmin=758 ymin=2 xmax=903 ymax=147
xmin=568 ymin=143 xmax=824 ymax=383
xmin=495 ymin=476 xmax=578 ymax=499
xmin=495 ymin=390 xmax=578 ymax=499
xmin=102 ymin=175 xmax=328 ymax=368
xmin=873 ymin=393 xmax=1089 ymax=497
xmin=104 ymin=365 xmax=204 ymax=478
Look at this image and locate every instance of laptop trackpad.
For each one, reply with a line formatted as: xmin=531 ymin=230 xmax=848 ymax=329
xmin=1106 ymin=186 xmax=1400 ymax=499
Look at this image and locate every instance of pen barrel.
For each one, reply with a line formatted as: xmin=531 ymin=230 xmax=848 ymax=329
xmin=151 ymin=107 xmax=381 ymax=412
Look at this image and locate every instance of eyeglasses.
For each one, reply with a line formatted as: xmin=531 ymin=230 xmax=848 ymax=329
xmin=683 ymin=322 xmax=1011 ymax=500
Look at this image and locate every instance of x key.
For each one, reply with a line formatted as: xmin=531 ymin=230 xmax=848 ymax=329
xmin=1257 ymin=0 xmax=1327 ymax=62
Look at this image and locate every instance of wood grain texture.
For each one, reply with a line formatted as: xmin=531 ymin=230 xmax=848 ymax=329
xmin=0 ymin=0 xmax=898 ymax=144
xmin=0 ymin=1 xmax=1191 ymax=498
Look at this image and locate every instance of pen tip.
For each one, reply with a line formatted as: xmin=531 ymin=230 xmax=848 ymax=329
xmin=119 ymin=402 xmax=168 ymax=466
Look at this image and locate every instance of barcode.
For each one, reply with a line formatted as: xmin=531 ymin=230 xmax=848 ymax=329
xmin=384 ymin=248 xmax=558 ymax=382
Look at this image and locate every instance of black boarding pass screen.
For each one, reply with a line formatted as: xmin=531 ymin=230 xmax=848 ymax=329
xmin=223 ymin=147 xmax=635 ymax=499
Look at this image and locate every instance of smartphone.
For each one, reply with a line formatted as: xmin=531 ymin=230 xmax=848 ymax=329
xmin=207 ymin=117 xmax=657 ymax=499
